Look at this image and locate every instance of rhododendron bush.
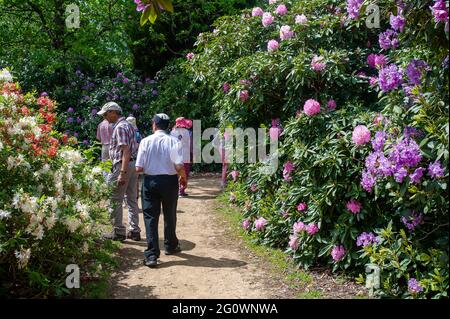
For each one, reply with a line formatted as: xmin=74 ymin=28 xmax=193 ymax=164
xmin=0 ymin=71 xmax=114 ymax=297
xmin=187 ymin=0 xmax=449 ymax=298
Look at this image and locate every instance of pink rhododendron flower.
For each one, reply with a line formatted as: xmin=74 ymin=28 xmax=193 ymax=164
xmin=327 ymin=99 xmax=337 ymax=110
xmin=303 ymin=99 xmax=321 ymax=116
xmin=255 ymin=217 xmax=268 ymax=231
xmin=275 ymin=4 xmax=288 ymax=15
xmin=295 ymin=14 xmax=308 ymax=24
xmin=280 ymin=25 xmax=295 ymax=40
xmin=252 ymin=7 xmax=264 ymax=17
xmin=223 ymin=82 xmax=230 ymax=93
xmin=311 ymin=55 xmax=326 ymax=72
xmin=289 ymin=235 xmax=299 ymax=250
xmin=240 ymin=90 xmax=249 ymax=102
xmin=283 ymin=161 xmax=295 ymax=181
xmin=352 ymin=125 xmax=371 ymax=145
xmin=306 ymin=223 xmax=319 ymax=235
xmin=267 ymin=39 xmax=279 ymax=51
xmin=297 ymin=202 xmax=307 ymax=211
xmin=369 ymin=76 xmax=378 ymax=87
xmin=331 ymin=245 xmax=346 ymax=262
xmin=250 ymin=183 xmax=258 ymax=192
xmin=262 ymin=12 xmax=275 ymax=27
xmin=231 ymin=170 xmax=239 ymax=182
xmin=293 ymin=221 xmax=306 ymax=234
xmin=346 ymin=199 xmax=362 ymax=214
xmin=186 ymin=52 xmax=195 ymax=60
xmin=242 ymin=219 xmax=251 ymax=230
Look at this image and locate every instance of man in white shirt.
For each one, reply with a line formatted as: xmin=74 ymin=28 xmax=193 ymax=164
xmin=136 ymin=113 xmax=187 ymax=268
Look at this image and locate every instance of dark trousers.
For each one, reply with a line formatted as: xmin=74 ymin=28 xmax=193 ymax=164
xmin=142 ymin=174 xmax=179 ymax=259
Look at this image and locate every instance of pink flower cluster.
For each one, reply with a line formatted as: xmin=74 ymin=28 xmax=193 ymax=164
xmin=293 ymin=221 xmax=319 ymax=236
xmin=267 ymin=39 xmax=280 ymax=51
xmin=295 ymin=14 xmax=308 ymax=24
xmin=297 ymin=202 xmax=307 ymax=211
xmin=186 ymin=52 xmax=195 ymax=60
xmin=240 ymin=90 xmax=249 ymax=102
xmin=283 ymin=161 xmax=294 ymax=181
xmin=311 ymin=55 xmax=326 ymax=72
xmin=255 ymin=217 xmax=268 ymax=231
xmin=331 ymin=245 xmax=346 ymax=262
xmin=280 ymin=25 xmax=294 ymax=40
xmin=275 ymin=4 xmax=288 ymax=16
xmin=367 ymin=54 xmax=388 ymax=69
xmin=346 ymin=199 xmax=362 ymax=214
xmin=352 ymin=125 xmax=371 ymax=146
xmin=303 ymin=99 xmax=321 ymax=116
xmin=242 ymin=219 xmax=251 ymax=230
xmin=252 ymin=7 xmax=264 ymax=17
xmin=327 ymin=99 xmax=337 ymax=110
xmin=262 ymin=12 xmax=275 ymax=27
xmin=288 ymin=235 xmax=299 ymax=250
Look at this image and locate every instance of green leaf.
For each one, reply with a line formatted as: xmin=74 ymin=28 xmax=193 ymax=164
xmin=157 ymin=0 xmax=174 ymax=13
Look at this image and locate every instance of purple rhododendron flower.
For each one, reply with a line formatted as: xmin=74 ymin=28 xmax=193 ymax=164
xmin=347 ymin=0 xmax=364 ymax=19
xmin=409 ymin=167 xmax=425 ymax=184
xmin=295 ymin=14 xmax=308 ymax=24
xmin=356 ymin=232 xmax=379 ymax=247
xmin=390 ymin=13 xmax=406 ymax=32
xmin=240 ymin=90 xmax=249 ymax=102
xmin=372 ymin=131 xmax=387 ymax=152
xmin=311 ymin=55 xmax=326 ymax=72
xmin=430 ymin=0 xmax=449 ymax=23
xmin=428 ymin=161 xmax=445 ymax=179
xmin=280 ymin=25 xmax=295 ymax=40
xmin=242 ymin=219 xmax=251 ymax=230
xmin=401 ymin=211 xmax=423 ymax=231
xmin=361 ymin=170 xmax=376 ymax=192
xmin=306 ymin=223 xmax=319 ymax=235
xmin=408 ymin=278 xmax=423 ymax=294
xmin=379 ymin=29 xmax=399 ymax=50
xmin=378 ymin=64 xmax=403 ymax=92
xmin=406 ymin=60 xmax=430 ymax=85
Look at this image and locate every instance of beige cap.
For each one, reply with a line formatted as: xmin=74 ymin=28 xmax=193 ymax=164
xmin=97 ymin=102 xmax=122 ymax=116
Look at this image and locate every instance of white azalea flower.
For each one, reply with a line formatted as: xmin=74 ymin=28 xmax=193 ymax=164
xmin=0 ymin=209 xmax=12 ymax=219
xmin=15 ymin=248 xmax=31 ymax=269
xmin=0 ymin=69 xmax=13 ymax=83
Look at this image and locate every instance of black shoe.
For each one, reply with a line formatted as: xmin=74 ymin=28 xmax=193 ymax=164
xmin=164 ymin=245 xmax=182 ymax=255
xmin=102 ymin=232 xmax=126 ymax=241
xmin=179 ymin=193 xmax=189 ymax=197
xmin=144 ymin=257 xmax=158 ymax=268
xmin=127 ymin=231 xmax=141 ymax=241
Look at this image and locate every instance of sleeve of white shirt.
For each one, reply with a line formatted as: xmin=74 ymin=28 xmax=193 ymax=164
xmin=136 ymin=139 xmax=146 ymax=168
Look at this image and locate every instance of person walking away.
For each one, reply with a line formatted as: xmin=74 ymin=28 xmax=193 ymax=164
xmin=126 ymin=115 xmax=143 ymax=201
xmin=170 ymin=117 xmax=193 ymax=197
xmin=97 ymin=118 xmax=113 ymax=161
xmin=136 ymin=113 xmax=187 ymax=268
xmin=97 ymin=102 xmax=141 ymax=241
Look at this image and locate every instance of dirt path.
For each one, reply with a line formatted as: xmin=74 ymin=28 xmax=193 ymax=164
xmin=110 ymin=175 xmax=279 ymax=299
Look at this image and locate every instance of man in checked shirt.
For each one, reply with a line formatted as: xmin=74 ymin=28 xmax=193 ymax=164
xmin=97 ymin=102 xmax=141 ymax=241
